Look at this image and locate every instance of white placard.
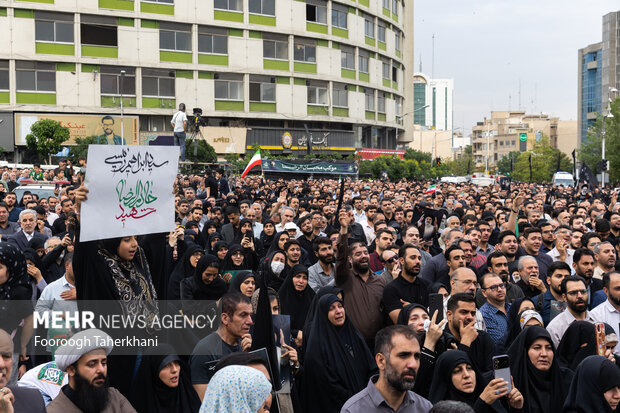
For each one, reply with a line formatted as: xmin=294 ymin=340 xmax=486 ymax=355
xmin=80 ymin=145 xmax=179 ymax=242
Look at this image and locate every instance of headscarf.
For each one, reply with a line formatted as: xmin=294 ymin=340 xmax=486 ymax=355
xmin=396 ymin=303 xmax=428 ymax=326
xmin=500 ymin=297 xmax=537 ymax=352
xmin=234 ymin=218 xmax=254 ymax=244
xmin=213 ymin=241 xmax=229 ymax=263
xmin=428 ymin=350 xmax=489 ymax=408
xmin=199 ymin=365 xmax=272 ymax=413
xmin=556 ymin=320 xmax=607 ymax=371
xmin=278 ymin=264 xmax=315 ymax=334
xmin=0 ymin=243 xmax=30 ymax=300
xmin=507 ymin=326 xmax=573 ymax=413
xmin=259 ymin=219 xmax=275 ymax=250
xmin=183 ymin=254 xmax=227 ymax=300
xmin=251 ymin=287 xmax=279 ymax=314
xmin=430 ymin=282 xmax=449 ymax=295
xmin=563 ymin=355 xmax=620 ymax=413
xmin=206 ymin=232 xmax=223 ymax=255
xmin=266 ymin=232 xmax=290 ymax=256
xmin=519 ymin=310 xmax=543 ymax=329
xmin=229 ymin=271 xmax=255 ymax=294
xmin=301 ymin=285 xmax=344 ymax=361
xmin=167 ymin=244 xmax=204 ymax=300
xmin=130 ymin=343 xmax=201 ymax=413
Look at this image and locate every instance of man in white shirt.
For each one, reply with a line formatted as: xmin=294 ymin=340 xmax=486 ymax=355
xmin=593 ymin=241 xmax=616 ymax=280
xmin=591 ymin=270 xmax=620 ymax=354
xmin=171 ymin=103 xmax=188 ymax=162
xmin=547 ymin=275 xmax=595 ymax=347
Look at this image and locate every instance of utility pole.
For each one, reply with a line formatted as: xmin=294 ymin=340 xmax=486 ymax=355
xmin=485 ymin=120 xmax=490 ymax=175
xmin=602 ymin=87 xmax=618 ymax=187
xmin=120 ymin=70 xmax=126 ymax=145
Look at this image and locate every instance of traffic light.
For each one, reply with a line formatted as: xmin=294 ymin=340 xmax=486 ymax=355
xmin=597 ymin=159 xmax=609 ymax=173
xmin=435 ymin=157 xmax=441 ymax=166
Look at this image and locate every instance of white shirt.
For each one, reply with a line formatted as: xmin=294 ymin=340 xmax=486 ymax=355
xmin=18 ymin=361 xmax=68 ymax=405
xmin=591 ymin=300 xmax=620 ymax=354
xmin=46 ymin=212 xmax=59 ymax=226
xmin=171 ymin=111 xmax=188 ymax=133
xmin=35 ymin=275 xmax=77 ymax=314
xmin=361 ymin=221 xmax=376 ymax=245
xmin=547 ymin=247 xmax=575 ymax=268
xmin=252 ymin=222 xmax=264 ymax=239
xmin=353 ymin=209 xmax=366 ymax=224
xmin=23 ymin=230 xmax=34 ymax=242
xmin=547 ymin=309 xmax=595 ymax=347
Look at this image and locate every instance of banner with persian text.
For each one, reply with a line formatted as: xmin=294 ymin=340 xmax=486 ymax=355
xmin=262 ymin=159 xmax=358 ymax=175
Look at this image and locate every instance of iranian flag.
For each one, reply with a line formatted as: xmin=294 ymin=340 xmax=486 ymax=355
xmin=240 ymin=149 xmax=262 ymax=178
xmin=426 ymin=184 xmax=436 ymax=194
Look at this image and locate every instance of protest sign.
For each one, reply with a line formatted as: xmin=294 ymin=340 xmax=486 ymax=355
xmin=80 ymin=145 xmax=179 ymax=242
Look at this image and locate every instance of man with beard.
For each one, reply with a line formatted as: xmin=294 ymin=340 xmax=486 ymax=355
xmin=341 ymin=325 xmax=432 ymax=413
xmin=308 ymin=236 xmax=335 ymax=291
xmin=538 ymin=221 xmax=555 ymax=253
xmin=4 ymin=192 xmax=21 ymax=222
xmin=532 ymin=261 xmax=571 ymax=325
xmin=591 ymin=271 xmax=620 ymax=354
xmin=401 ymin=225 xmax=432 ymax=267
xmin=383 ymin=244 xmax=430 ymax=324
xmin=593 ymin=241 xmax=616 ymax=280
xmin=47 ymin=329 xmax=134 ymax=413
xmin=0 ymin=329 xmax=45 ymax=412
xmin=608 ymin=212 xmax=620 ymax=241
xmin=369 ymin=228 xmax=394 ymax=274
xmin=475 ymin=252 xmax=524 ymax=307
xmin=572 ymin=248 xmax=605 ymax=308
xmin=479 ymin=273 xmax=511 ymax=347
xmin=547 ymin=275 xmax=596 ymax=347
xmin=497 ymin=231 xmax=521 ymax=279
xmin=52 ymin=199 xmax=75 ymax=236
xmin=296 ymin=215 xmax=316 ymax=265
xmin=221 ymin=206 xmax=241 ymax=243
xmin=433 ymin=245 xmax=465 ymax=288
xmin=0 ymin=203 xmax=19 ymax=239
xmin=336 ymin=211 xmax=386 ymax=346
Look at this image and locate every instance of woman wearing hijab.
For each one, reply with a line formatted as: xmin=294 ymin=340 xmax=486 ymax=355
xmin=213 ymin=241 xmax=229 ymax=264
xmin=302 ymin=294 xmax=376 ymax=413
xmin=23 ymin=247 xmax=49 ymax=295
xmin=278 ymin=264 xmax=315 ymax=348
xmin=205 ymin=232 xmax=223 ymax=255
xmin=229 ymin=270 xmax=256 ymax=298
xmin=258 ymin=250 xmax=287 ymax=290
xmin=300 ymin=285 xmax=344 ymax=361
xmin=180 ymin=254 xmax=227 ymax=301
xmin=130 ymin=344 xmax=201 ymax=413
xmin=499 ymin=297 xmax=537 ymax=353
xmin=507 ymin=326 xmax=573 ymax=413
xmin=167 ymin=244 xmax=204 ymax=300
xmin=266 ymin=231 xmax=290 ymax=257
xmin=200 ymin=365 xmax=272 ymax=413
xmin=563 ymin=355 xmax=620 ymax=413
xmin=220 ymin=243 xmax=258 ymax=281
xmin=260 ymin=220 xmax=276 ymax=252
xmin=556 ymin=321 xmax=617 ymax=371
xmin=235 ymin=219 xmax=265 ymax=259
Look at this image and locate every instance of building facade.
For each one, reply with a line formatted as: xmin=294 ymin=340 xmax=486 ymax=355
xmin=0 ymin=0 xmax=413 ymax=159
xmin=578 ymin=42 xmax=602 ymax=144
xmin=411 ymin=72 xmax=453 ymax=131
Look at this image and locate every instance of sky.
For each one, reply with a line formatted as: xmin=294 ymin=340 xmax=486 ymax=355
xmin=414 ymin=0 xmax=618 ymax=139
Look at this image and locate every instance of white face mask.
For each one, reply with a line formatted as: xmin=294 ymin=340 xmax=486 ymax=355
xmin=271 ymin=261 xmax=285 ymax=275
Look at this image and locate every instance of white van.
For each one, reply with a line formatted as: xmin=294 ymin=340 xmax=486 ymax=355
xmin=552 ymin=172 xmax=574 ymax=187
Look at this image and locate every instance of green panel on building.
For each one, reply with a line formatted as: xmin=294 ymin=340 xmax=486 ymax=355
xmin=392 ymin=81 xmax=398 ymax=89
xmin=383 ymin=78 xmax=391 ymax=88
xmin=141 ymin=19 xmax=159 ymax=28
xmin=99 ymin=0 xmax=134 ymax=11
xmin=365 ymin=111 xmax=375 ymax=120
xmin=395 ymin=50 xmax=401 ymax=58
xmin=118 ymin=17 xmax=134 ymax=26
xmin=378 ymin=41 xmax=386 ymax=51
xmin=378 ymin=113 xmax=386 ymax=122
xmin=160 ymin=51 xmax=192 ymax=63
xmin=56 ymin=63 xmax=76 ymax=72
xmin=215 ymin=100 xmax=244 ymax=111
xmin=331 ymin=27 xmax=348 ymax=39
xmin=228 ymin=28 xmax=244 ymax=37
xmin=358 ymin=72 xmax=369 ymax=82
xmin=383 ymin=8 xmax=390 ymax=17
xmin=0 ymin=92 xmax=9 ymax=104
xmin=16 ymin=92 xmax=56 ymax=104
xmin=176 ymin=70 xmax=193 ymax=79
xmin=0 ymin=8 xmax=7 ymax=16
xmin=82 ymin=45 xmax=118 ymax=58
xmin=198 ymin=54 xmax=228 ymax=66
xmin=341 ymin=69 xmax=356 ymax=80
xmin=214 ymin=10 xmax=244 ymax=23
xmin=198 ymin=71 xmax=214 ymax=79
xmin=316 ymin=39 xmax=329 ymax=47
xmin=294 ymin=62 xmax=317 ymax=74
xmin=307 ymin=105 xmax=328 ymax=115
xmin=250 ymin=102 xmax=276 ymax=112
xmin=333 ymin=107 xmax=349 ymax=117
xmin=358 ymin=0 xmax=369 ymax=6
xmin=101 ymin=96 xmax=136 ymax=107
xmin=348 ymin=7 xmax=356 ymax=13
xmin=249 ymin=14 xmax=275 ymax=26
xmin=293 ymin=78 xmax=306 ymax=86
xmin=36 ymin=43 xmax=74 ymax=56
xmin=142 ymin=97 xmax=175 ymax=108
xmin=249 ymin=31 xmax=262 ymax=39
xmin=263 ymin=59 xmax=289 ymax=71
xmin=346 ymin=85 xmax=357 ymax=91
xmin=82 ymin=64 xmax=100 ymax=72
xmin=140 ymin=1 xmax=174 ymax=15
xmin=306 ymin=22 xmax=328 ymax=34
xmin=331 ymin=42 xmax=339 ymax=49
xmin=392 ymin=12 xmax=398 ymax=22
xmin=16 ymin=0 xmax=54 ymax=3
xmin=365 ymin=36 xmax=375 ymax=47
xmin=14 ymin=9 xmax=34 ymax=18
xmin=276 ymin=77 xmax=290 ymax=84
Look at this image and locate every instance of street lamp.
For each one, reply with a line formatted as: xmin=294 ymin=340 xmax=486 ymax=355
xmin=602 ymin=87 xmax=618 ymax=187
xmin=120 ymin=70 xmax=126 ymax=145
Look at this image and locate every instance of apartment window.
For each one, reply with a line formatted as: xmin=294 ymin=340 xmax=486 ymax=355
xmin=364 ymin=15 xmax=374 ymax=38
xmin=16 ymin=61 xmax=55 ymax=92
xmin=377 ymin=21 xmax=386 ymax=43
xmin=249 ymin=0 xmax=275 ymax=16
xmin=332 ymin=4 xmax=347 ymax=29
xmin=215 ymin=75 xmax=243 ymax=100
xmin=378 ymin=92 xmax=385 ymax=113
xmin=81 ymin=15 xmax=118 ymax=47
xmin=294 ymin=38 xmax=316 ymax=62
xmin=500 ymin=141 xmax=504 ymax=146
xmin=359 ymin=52 xmax=369 ymax=73
xmin=392 ymin=65 xmax=398 ymax=82
xmin=142 ymin=68 xmax=175 ymax=97
xmin=333 ymin=83 xmax=347 ymax=108
xmin=160 ymin=24 xmax=191 ymax=51
xmin=395 ymin=30 xmax=401 ymax=52
xmin=263 ymin=34 xmax=288 ymax=60
xmin=100 ymin=66 xmax=136 ymax=95
xmin=214 ymin=0 xmax=242 ymax=11
xmin=198 ymin=26 xmax=227 ymax=54
xmin=249 ymin=75 xmax=275 ymax=102
xmin=341 ymin=46 xmax=355 ymax=70
xmin=382 ymin=61 xmax=390 ymax=79
xmin=306 ymin=0 xmax=327 ymax=24
xmin=35 ymin=12 xmax=73 ymax=43
xmin=392 ymin=0 xmax=399 ymax=16
xmin=383 ymin=0 xmax=390 ymax=9
xmin=396 ymin=97 xmax=402 ymax=116
xmin=365 ymin=88 xmax=374 ymax=111
xmin=512 ymin=140 xmax=516 ymax=146
xmin=0 ymin=61 xmax=8 ymax=91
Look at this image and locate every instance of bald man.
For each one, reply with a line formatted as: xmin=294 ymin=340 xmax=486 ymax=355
xmin=0 ymin=329 xmax=45 ymax=412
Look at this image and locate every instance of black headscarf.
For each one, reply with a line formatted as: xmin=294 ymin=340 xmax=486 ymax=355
xmin=278 ymin=264 xmax=315 ymax=335
xmin=205 ymin=232 xmax=223 ymax=255
xmin=234 ymin=218 xmax=254 ymax=244
xmin=229 ymin=270 xmax=255 ymax=294
xmin=213 ymin=241 xmax=229 ymax=264
xmin=500 ymin=297 xmax=536 ymax=353
xmin=130 ymin=343 xmax=201 ymax=413
xmin=507 ymin=326 xmax=573 ymax=413
xmin=302 ymin=294 xmax=376 ymax=413
xmin=266 ymin=231 xmax=290 ymax=256
xmin=396 ymin=303 xmax=428 ymax=326
xmin=181 ymin=254 xmax=227 ymax=300
xmin=301 ymin=285 xmax=345 ymax=361
xmin=430 ymin=282 xmax=449 ymax=294
xmin=259 ymin=219 xmax=275 ymax=249
xmin=167 ymin=244 xmax=204 ymax=300
xmin=556 ymin=320 xmax=605 ymax=371
xmin=428 ymin=350 xmax=488 ymax=407
xmin=563 ymin=355 xmax=620 ymax=413
xmin=0 ymin=243 xmax=32 ymax=334
xmin=221 ymin=244 xmax=250 ymax=272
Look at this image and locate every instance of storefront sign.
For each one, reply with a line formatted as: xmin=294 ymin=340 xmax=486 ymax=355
xmin=262 ymin=159 xmax=358 ymax=175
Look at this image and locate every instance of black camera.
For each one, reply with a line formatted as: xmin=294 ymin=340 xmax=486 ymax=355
xmin=188 ymin=107 xmax=208 ymax=132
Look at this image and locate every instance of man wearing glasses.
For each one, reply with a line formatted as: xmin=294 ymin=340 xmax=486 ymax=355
xmin=547 ymin=275 xmax=596 ymax=347
xmin=479 ymin=273 xmax=511 ymax=346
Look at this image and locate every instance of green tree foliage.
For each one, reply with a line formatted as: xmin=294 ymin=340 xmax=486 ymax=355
xmin=404 ymin=148 xmax=432 ymax=164
xmin=358 ymin=152 xmax=449 ymax=180
xmin=68 ymin=136 xmax=98 ymax=163
xmin=580 ymin=97 xmax=619 ymax=182
xmin=444 ymin=145 xmax=475 ymax=176
xmin=185 ymin=139 xmax=217 ymax=163
xmin=496 ymin=151 xmax=521 ymax=175
xmin=25 ymin=119 xmax=70 ymax=164
xmin=512 ymin=135 xmax=572 ymax=182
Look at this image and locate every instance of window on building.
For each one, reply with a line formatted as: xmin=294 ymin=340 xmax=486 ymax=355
xmin=382 ymin=61 xmax=390 ymax=79
xmin=307 ymin=82 xmax=328 ymax=105
xmin=147 ymin=0 xmax=173 ymax=3
xmin=392 ymin=65 xmax=398 ymax=82
xmin=377 ymin=21 xmax=386 ymax=43
xmin=263 ymin=33 xmax=288 ymax=59
xmin=100 ymin=66 xmax=136 ymax=95
xmin=365 ymin=88 xmax=375 ymax=111
xmin=512 ymin=140 xmax=516 ymax=146
xmin=35 ymin=12 xmax=73 ymax=43
xmin=333 ymin=83 xmax=347 ymax=108
xmin=81 ymin=15 xmax=118 ymax=47
xmin=214 ymin=0 xmax=242 ymax=12
xmin=0 ymin=61 xmax=8 ymax=91
xmin=395 ymin=30 xmax=401 ymax=52
xmin=15 ymin=61 xmax=56 ymax=92
xmin=383 ymin=0 xmax=390 ymax=9
xmin=332 ymin=4 xmax=347 ymax=29
xmin=341 ymin=46 xmax=355 ymax=70
xmin=215 ymin=75 xmax=243 ymax=100
xmin=396 ymin=97 xmax=402 ymax=116
xmin=249 ymin=75 xmax=275 ymax=102
xmin=160 ymin=24 xmax=191 ymax=51
xmin=249 ymin=0 xmax=275 ymax=16
xmin=142 ymin=68 xmax=175 ymax=97
xmin=198 ymin=26 xmax=227 ymax=54
xmin=359 ymin=52 xmax=369 ymax=73
xmin=306 ymin=0 xmax=327 ymax=24
xmin=378 ymin=91 xmax=385 ymax=113
xmin=392 ymin=0 xmax=399 ymax=16
xmin=294 ymin=38 xmax=316 ymax=62
xmin=364 ymin=15 xmax=374 ymax=38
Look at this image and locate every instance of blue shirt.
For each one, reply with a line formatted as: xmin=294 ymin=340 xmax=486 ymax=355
xmin=341 ymin=375 xmax=433 ymax=413
xmin=480 ymin=302 xmax=511 ymax=346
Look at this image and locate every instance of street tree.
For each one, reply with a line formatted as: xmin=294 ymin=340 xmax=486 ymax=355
xmin=26 ymin=119 xmax=70 ymax=164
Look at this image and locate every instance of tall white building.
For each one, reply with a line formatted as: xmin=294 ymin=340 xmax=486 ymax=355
xmin=412 ymin=72 xmax=453 ymax=131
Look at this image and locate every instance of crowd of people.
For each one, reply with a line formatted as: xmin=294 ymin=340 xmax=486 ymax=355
xmin=0 ymin=162 xmax=620 ymax=413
